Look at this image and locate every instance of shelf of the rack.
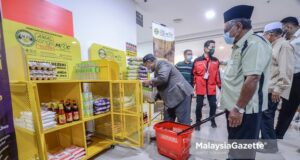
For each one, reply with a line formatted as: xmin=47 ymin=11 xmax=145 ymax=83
xmin=15 ymin=126 xmax=36 ymax=135
xmin=86 ymin=137 xmax=113 ymax=159
xmin=83 ymin=112 xmax=111 ymax=122
xmin=43 ymin=120 xmax=83 ymax=134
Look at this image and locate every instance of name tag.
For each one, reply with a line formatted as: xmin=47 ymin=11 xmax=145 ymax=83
xmin=204 ymin=72 xmax=209 ymax=79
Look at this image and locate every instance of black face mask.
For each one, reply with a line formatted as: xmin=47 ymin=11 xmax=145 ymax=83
xmin=208 ymin=48 xmax=215 ymax=56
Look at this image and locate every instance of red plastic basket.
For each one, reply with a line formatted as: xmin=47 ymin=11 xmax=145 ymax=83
xmin=154 ymin=121 xmax=193 ymax=160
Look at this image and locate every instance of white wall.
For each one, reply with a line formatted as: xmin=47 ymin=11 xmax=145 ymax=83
xmin=137 ymin=42 xmax=152 ymax=57
xmin=136 ymin=5 xmax=154 ymax=58
xmin=49 ymin=0 xmax=137 ymax=60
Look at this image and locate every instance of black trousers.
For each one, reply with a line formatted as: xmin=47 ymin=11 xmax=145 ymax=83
xmin=261 ymin=93 xmax=278 ymax=139
xmin=275 ymin=73 xmax=300 ymax=139
xmin=260 ymin=93 xmax=278 ymax=149
xmin=226 ymin=111 xmax=262 ymax=160
xmin=196 ymin=95 xmax=217 ymax=123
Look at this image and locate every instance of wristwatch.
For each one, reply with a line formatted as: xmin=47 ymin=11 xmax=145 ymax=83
xmin=234 ymin=105 xmax=245 ymax=114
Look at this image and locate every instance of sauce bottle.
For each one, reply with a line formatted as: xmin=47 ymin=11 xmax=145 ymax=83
xmin=65 ymin=99 xmax=73 ymax=123
xmin=72 ymin=100 xmax=80 ymax=121
xmin=58 ymin=104 xmax=66 ymax=124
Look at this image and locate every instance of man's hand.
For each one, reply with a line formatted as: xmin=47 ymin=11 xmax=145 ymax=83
xmin=228 ymin=108 xmax=243 ymax=128
xmin=143 ymin=80 xmax=152 ymax=87
xmin=272 ymin=91 xmax=281 ymax=103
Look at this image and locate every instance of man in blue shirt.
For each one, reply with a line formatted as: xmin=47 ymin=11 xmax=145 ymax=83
xmin=175 ymin=49 xmax=193 ymax=86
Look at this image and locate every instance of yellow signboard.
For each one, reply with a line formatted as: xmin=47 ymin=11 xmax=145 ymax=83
xmin=2 ymin=19 xmax=81 ymax=81
xmin=126 ymin=51 xmax=137 ymax=57
xmin=89 ymin=43 xmax=126 ymax=74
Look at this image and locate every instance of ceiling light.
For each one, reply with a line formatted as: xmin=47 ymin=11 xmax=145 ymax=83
xmin=219 ymin=46 xmax=224 ymax=50
xmin=205 ymin=10 xmax=216 ymax=19
xmin=173 ymin=18 xmax=183 ymax=23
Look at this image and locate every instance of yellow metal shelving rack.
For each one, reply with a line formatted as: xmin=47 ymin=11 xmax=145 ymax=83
xmin=10 ymin=80 xmax=144 ymax=160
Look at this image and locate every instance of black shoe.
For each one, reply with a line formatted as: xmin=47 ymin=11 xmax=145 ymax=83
xmin=211 ymin=122 xmax=217 ymax=128
xmin=257 ymin=147 xmax=278 ymax=153
xmin=195 ymin=126 xmax=200 ymax=131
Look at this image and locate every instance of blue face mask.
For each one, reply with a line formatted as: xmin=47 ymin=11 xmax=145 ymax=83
xmin=224 ymin=32 xmax=235 ymax=44
xmin=186 ymin=55 xmax=193 ymax=62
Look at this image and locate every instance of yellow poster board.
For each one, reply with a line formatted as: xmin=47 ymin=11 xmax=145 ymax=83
xmin=125 ymin=42 xmax=137 ymax=57
xmin=2 ymin=19 xmax=81 ymax=81
xmin=89 ymin=43 xmax=126 ymax=74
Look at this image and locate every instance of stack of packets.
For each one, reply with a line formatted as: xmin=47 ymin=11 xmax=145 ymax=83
xmin=113 ymin=96 xmax=135 ymax=107
xmin=86 ymin=131 xmax=94 ymax=146
xmin=14 ymin=110 xmax=57 ymax=131
xmin=82 ymin=91 xmax=94 ymax=117
xmin=126 ymin=57 xmax=148 ymax=80
xmin=93 ymin=98 xmax=110 ymax=115
xmin=28 ymin=61 xmax=57 ymax=80
xmin=138 ymin=66 xmax=148 ymax=80
xmin=96 ymin=121 xmax=121 ymax=136
xmin=143 ymin=85 xmax=155 ymax=103
xmin=40 ymin=110 xmax=57 ymax=130
xmin=14 ymin=111 xmax=35 ymax=131
xmin=124 ymin=96 xmax=135 ymax=107
xmin=48 ymin=146 xmax=86 ymax=160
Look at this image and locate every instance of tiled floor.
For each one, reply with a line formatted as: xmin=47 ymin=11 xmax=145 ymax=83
xmin=95 ymin=98 xmax=300 ymax=160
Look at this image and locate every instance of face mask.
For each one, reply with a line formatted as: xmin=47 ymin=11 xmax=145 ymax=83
xmin=209 ymin=48 xmax=215 ymax=56
xmin=224 ymin=32 xmax=235 ymax=44
xmin=186 ymin=55 xmax=193 ymax=62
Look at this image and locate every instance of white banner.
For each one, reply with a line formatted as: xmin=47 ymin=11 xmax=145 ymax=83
xmin=152 ymin=23 xmax=175 ymax=63
xmin=152 ymin=23 xmax=175 ymax=41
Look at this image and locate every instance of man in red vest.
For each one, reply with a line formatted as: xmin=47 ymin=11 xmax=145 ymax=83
xmin=192 ymin=40 xmax=221 ymax=130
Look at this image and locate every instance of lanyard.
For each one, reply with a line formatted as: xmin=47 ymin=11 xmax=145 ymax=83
xmin=205 ymin=60 xmax=210 ymax=72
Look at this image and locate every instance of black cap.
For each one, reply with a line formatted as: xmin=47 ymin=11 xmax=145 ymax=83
xmin=143 ymin=54 xmax=156 ymax=63
xmin=223 ymin=5 xmax=254 ymax=23
xmin=281 ymin=17 xmax=299 ymax=26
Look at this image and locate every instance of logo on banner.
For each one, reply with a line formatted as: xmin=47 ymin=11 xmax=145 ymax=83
xmin=15 ymin=29 xmax=35 ymax=46
xmin=153 ymin=25 xmax=174 ymax=40
xmin=152 ymin=23 xmax=175 ymax=63
xmin=98 ymin=49 xmax=107 ymax=59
